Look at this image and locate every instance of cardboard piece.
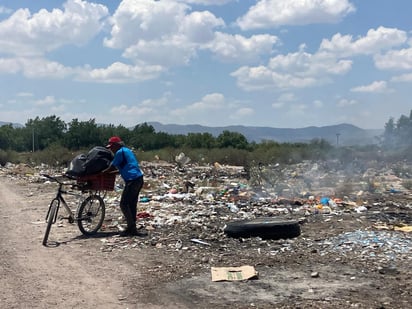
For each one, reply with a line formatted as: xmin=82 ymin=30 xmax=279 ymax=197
xmin=211 ymin=265 xmax=258 ymax=282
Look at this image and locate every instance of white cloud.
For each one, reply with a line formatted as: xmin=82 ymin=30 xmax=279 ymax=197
xmin=232 ymin=50 xmax=352 ymax=91
xmin=123 ymin=38 xmax=198 ymax=67
xmin=391 ymin=73 xmax=412 ymax=82
xmin=351 ymin=81 xmax=391 ymax=93
xmin=188 ymin=93 xmax=226 ymax=110
xmin=313 ymin=100 xmax=324 ymax=108
xmin=104 ymin=1 xmax=228 ymax=68
xmin=16 ymin=92 xmax=34 ymax=97
xmin=0 ymin=0 xmax=108 ymax=57
xmin=337 ymin=98 xmax=357 ymax=107
xmin=179 ymin=11 xmax=225 ymax=44
xmin=107 ymin=92 xmax=236 ymax=127
xmin=140 ymin=95 xmax=169 ymax=107
xmin=0 ymin=57 xmax=75 ymax=78
xmin=207 ymin=32 xmax=278 ymax=63
xmin=76 ymin=62 xmax=164 ymax=83
xmin=230 ymin=26 xmax=410 ymax=92
xmin=0 ymin=0 xmax=280 ymax=84
xmin=374 ymin=47 xmax=412 ymax=70
xmin=278 ymin=93 xmax=296 ymax=102
xmin=34 ymin=95 xmax=56 ymax=106
xmin=272 ymin=93 xmax=295 ymax=108
xmin=110 ymin=104 xmax=154 ymax=117
xmin=268 ymin=51 xmax=351 ymax=75
xmin=0 ymin=58 xmax=23 ymax=74
xmin=237 ymin=0 xmax=355 ymax=30
xmin=291 ymin=104 xmax=308 ymax=113
xmin=104 ymin=0 xmax=189 ymax=49
xmin=272 ymin=102 xmax=285 ymax=109
xmin=0 ymin=55 xmax=166 ymax=83
xmin=169 ymin=93 xmax=250 ymax=125
xmin=319 ymin=27 xmax=407 ymax=57
xmin=177 ymin=0 xmax=234 ymax=5
xmin=230 ymin=107 xmax=254 ymax=120
xmin=121 ymin=10 xmax=226 ymax=66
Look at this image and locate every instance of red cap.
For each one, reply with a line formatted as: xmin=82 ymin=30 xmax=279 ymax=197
xmin=106 ymin=136 xmax=122 ymax=148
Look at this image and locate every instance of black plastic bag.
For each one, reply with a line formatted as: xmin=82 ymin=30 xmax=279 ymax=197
xmin=84 ymin=146 xmax=113 ymax=175
xmin=66 ymin=154 xmax=87 ymax=177
xmin=66 ymin=146 xmax=114 ymax=177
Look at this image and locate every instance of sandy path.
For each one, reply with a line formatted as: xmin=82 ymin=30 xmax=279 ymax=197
xmin=0 ymin=178 xmax=136 ymax=308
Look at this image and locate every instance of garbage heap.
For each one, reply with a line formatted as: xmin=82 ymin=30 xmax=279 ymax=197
xmin=1 ymin=157 xmax=411 ymax=266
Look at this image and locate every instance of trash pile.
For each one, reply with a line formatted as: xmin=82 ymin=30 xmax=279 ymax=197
xmin=1 ymin=155 xmax=412 ymax=268
xmin=3 ymin=155 xmax=412 ymax=309
xmin=319 ymin=229 xmax=412 ymax=262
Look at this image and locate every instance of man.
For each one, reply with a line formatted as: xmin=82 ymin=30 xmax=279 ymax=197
xmin=104 ymin=136 xmax=147 ymax=237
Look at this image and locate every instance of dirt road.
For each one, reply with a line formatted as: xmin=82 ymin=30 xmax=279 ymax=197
xmin=1 ymin=175 xmax=411 ymax=309
xmin=0 ymin=177 xmax=147 ymax=308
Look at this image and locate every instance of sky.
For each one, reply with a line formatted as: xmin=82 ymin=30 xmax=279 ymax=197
xmin=0 ymin=0 xmax=411 ymax=130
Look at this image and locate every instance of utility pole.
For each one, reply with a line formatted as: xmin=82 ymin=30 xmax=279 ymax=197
xmin=32 ymin=128 xmax=35 ymax=152
xmin=336 ymin=133 xmax=340 ymax=147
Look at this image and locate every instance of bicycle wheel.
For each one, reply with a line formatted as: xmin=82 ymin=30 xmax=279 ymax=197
xmin=77 ymin=195 xmax=105 ymax=235
xmin=43 ymin=198 xmax=59 ymax=246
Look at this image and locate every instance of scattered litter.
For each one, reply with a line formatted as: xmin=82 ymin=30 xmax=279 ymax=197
xmin=211 ymin=265 xmax=258 ymax=282
xmin=2 ymin=158 xmax=412 ymax=265
xmin=319 ymin=229 xmax=412 ymax=261
xmin=190 ymin=238 xmax=211 ymax=246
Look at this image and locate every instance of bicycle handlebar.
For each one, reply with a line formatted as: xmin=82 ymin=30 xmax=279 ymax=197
xmin=40 ymin=173 xmax=73 ymax=185
xmin=41 ymin=173 xmax=59 ymax=181
xmin=40 ymin=173 xmax=91 ymax=192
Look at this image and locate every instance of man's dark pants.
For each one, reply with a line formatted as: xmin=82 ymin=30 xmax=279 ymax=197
xmin=120 ymin=176 xmax=144 ymax=232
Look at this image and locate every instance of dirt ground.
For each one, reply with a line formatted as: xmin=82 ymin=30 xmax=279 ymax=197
xmin=1 ymin=167 xmax=412 ymax=309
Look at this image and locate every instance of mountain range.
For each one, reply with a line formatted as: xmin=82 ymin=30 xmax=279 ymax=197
xmin=148 ymin=122 xmax=383 ymax=146
xmin=1 ymin=120 xmax=383 ymax=146
xmin=0 ymin=121 xmax=23 ymax=128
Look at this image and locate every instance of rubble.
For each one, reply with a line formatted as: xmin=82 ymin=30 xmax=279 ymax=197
xmin=2 ymin=160 xmax=411 ymax=253
xmin=3 ymin=151 xmax=412 ymax=309
xmin=1 ymin=158 xmax=412 ymax=304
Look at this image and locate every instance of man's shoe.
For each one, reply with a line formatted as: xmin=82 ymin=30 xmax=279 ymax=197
xmin=129 ymin=229 xmax=148 ymax=237
xmin=119 ymin=229 xmax=148 ymax=237
xmin=119 ymin=230 xmax=131 ymax=237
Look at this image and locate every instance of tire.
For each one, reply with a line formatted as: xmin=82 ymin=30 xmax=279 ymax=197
xmin=224 ymin=217 xmax=301 ymax=240
xmin=43 ymin=198 xmax=59 ymax=246
xmin=77 ymin=195 xmax=105 ymax=235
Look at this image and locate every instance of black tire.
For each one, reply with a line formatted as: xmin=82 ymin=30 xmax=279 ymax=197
xmin=224 ymin=217 xmax=301 ymax=240
xmin=77 ymin=195 xmax=105 ymax=235
xmin=43 ymin=198 xmax=59 ymax=246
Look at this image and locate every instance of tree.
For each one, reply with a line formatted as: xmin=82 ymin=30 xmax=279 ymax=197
xmin=0 ymin=124 xmax=14 ymax=150
xmin=130 ymin=123 xmax=157 ymax=150
xmin=382 ymin=110 xmax=412 ymax=148
xmin=185 ymin=132 xmax=216 ymax=149
xmin=397 ymin=114 xmax=412 ymax=145
xmin=216 ymin=130 xmax=249 ymax=149
xmin=383 ymin=117 xmax=397 ymax=148
xmin=25 ymin=115 xmax=66 ymax=150
xmin=132 ymin=123 xmax=155 ymax=135
xmin=64 ymin=119 xmax=102 ymax=150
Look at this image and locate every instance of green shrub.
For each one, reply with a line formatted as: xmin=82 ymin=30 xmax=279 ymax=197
xmin=0 ymin=149 xmax=19 ymax=166
xmin=26 ymin=145 xmax=76 ymax=167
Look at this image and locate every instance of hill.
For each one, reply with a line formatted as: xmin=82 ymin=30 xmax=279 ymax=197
xmin=1 ymin=120 xmax=383 ymax=146
xmin=0 ymin=121 xmax=23 ymax=128
xmin=148 ymin=122 xmax=383 ymax=146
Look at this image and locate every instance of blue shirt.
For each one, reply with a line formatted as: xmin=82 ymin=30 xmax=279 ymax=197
xmin=111 ymin=146 xmax=143 ymax=181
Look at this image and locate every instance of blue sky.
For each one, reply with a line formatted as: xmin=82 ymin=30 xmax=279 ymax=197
xmin=0 ymin=0 xmax=411 ymax=129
